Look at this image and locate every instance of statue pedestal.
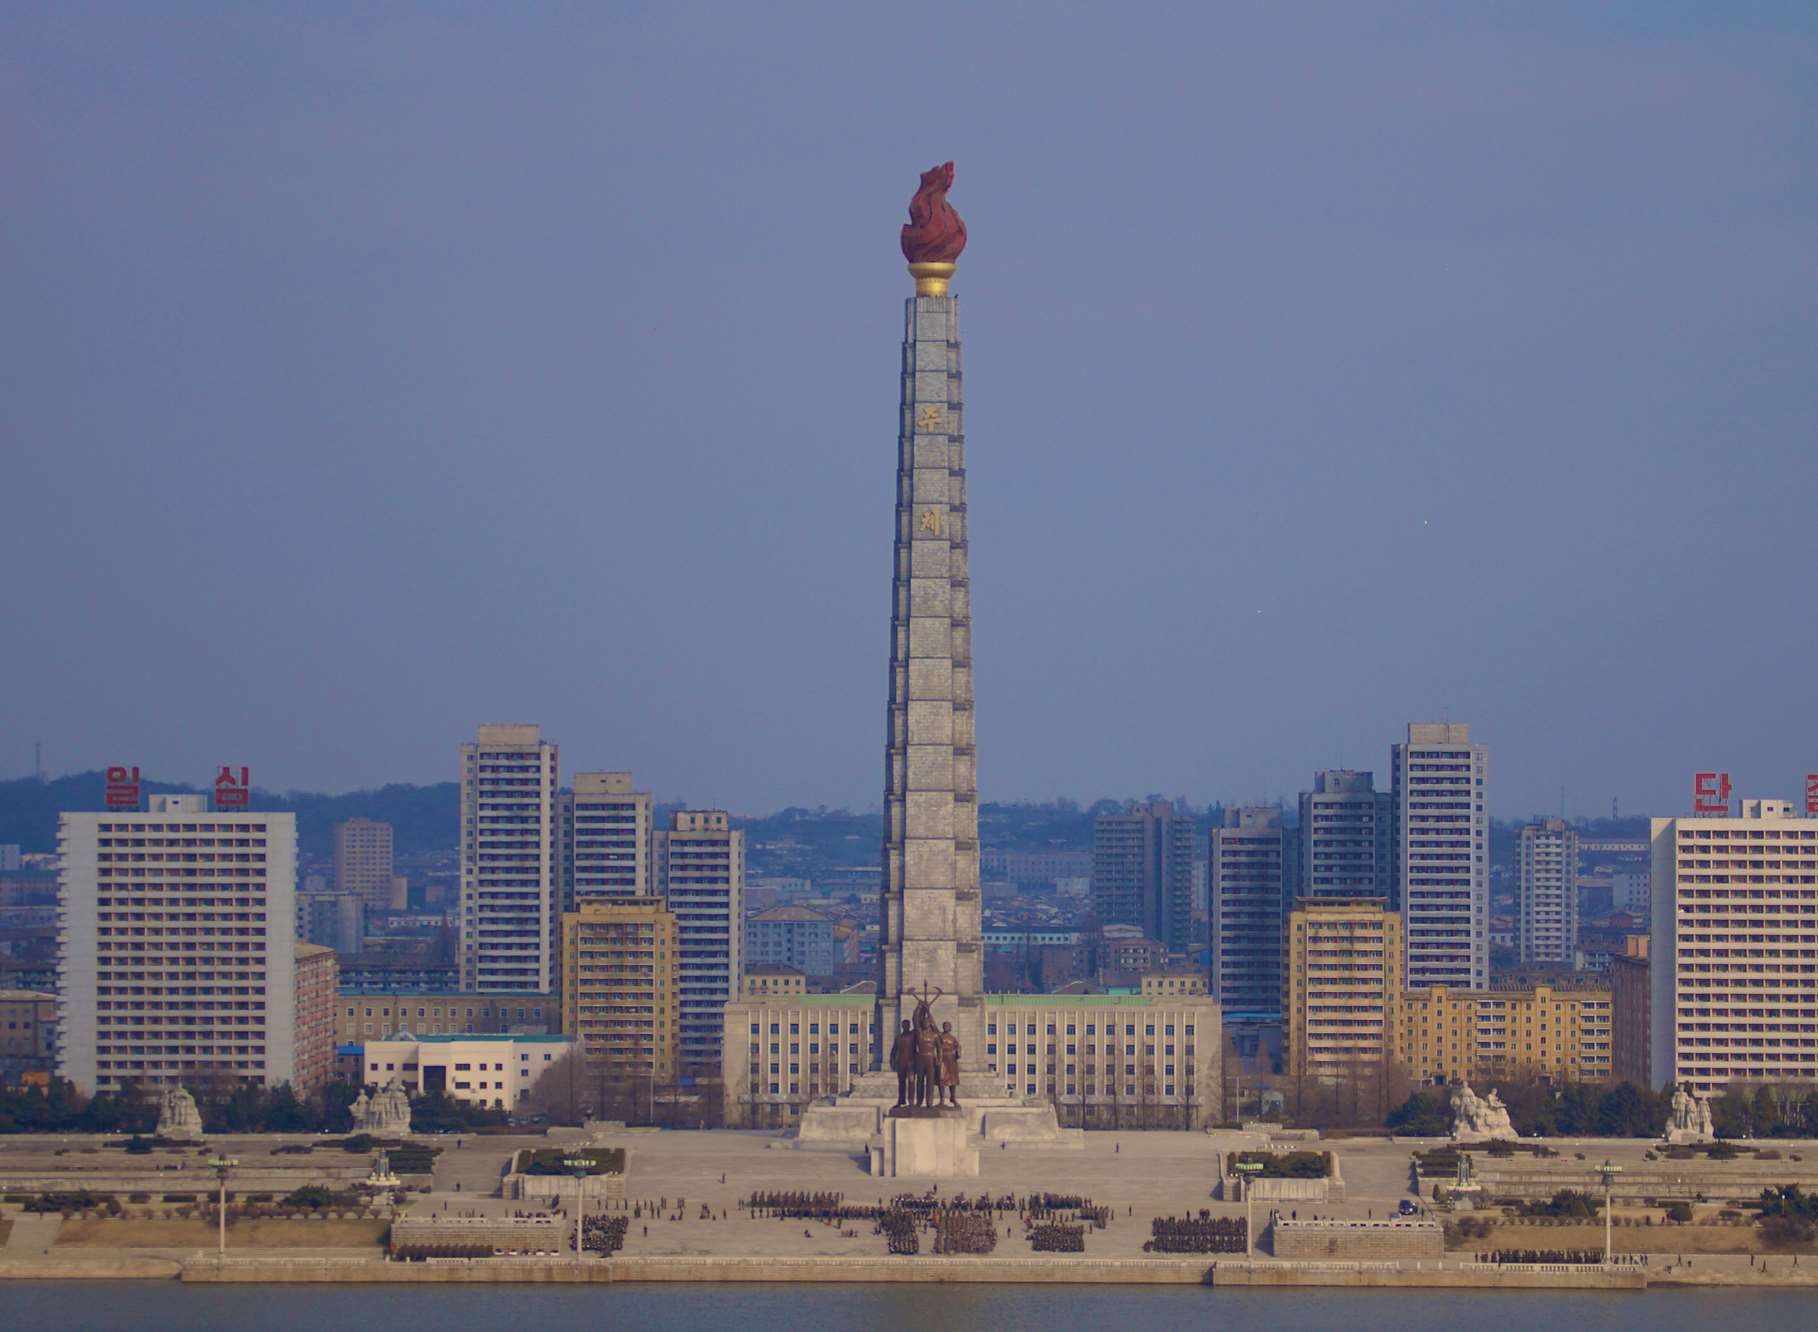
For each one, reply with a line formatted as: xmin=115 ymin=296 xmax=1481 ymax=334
xmin=792 ymin=1068 xmax=1078 ymax=1164
xmin=1663 ymin=1127 xmax=1713 ymax=1145
xmin=871 ymin=1113 xmax=978 ymax=1178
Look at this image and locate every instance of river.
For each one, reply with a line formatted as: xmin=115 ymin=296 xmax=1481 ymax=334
xmin=3 ymin=1282 xmax=1812 ymax=1330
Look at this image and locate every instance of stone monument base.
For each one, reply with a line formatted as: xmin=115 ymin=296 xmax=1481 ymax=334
xmin=1663 ymin=1127 xmax=1714 ymax=1145
xmin=870 ymin=1113 xmax=978 ymax=1178
xmin=1451 ymin=1128 xmax=1517 ymax=1144
xmin=792 ymin=1070 xmax=1080 ymax=1175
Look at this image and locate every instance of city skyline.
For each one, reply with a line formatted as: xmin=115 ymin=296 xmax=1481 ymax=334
xmin=6 ymin=6 xmax=1816 ymax=820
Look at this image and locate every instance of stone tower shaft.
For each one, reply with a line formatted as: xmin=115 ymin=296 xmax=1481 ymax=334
xmin=878 ymin=291 xmax=984 ymax=1068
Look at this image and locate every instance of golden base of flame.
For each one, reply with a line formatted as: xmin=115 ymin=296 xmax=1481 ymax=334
xmin=908 ymin=261 xmax=956 ymax=296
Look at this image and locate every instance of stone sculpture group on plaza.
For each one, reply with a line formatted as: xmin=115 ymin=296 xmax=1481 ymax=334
xmin=154 ymin=1086 xmax=204 ymax=1141
xmin=1664 ymin=1085 xmax=1716 ymax=1143
xmin=351 ymin=1079 xmax=414 ymax=1135
xmin=1450 ymin=1082 xmax=1517 ymax=1142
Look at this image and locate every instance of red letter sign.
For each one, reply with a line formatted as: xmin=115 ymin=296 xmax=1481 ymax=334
xmin=1806 ymin=773 xmax=1818 ymax=817
xmin=214 ymin=766 xmax=251 ymax=810
xmin=104 ymin=765 xmax=141 ymax=810
xmin=1693 ymin=772 xmax=1732 ymax=815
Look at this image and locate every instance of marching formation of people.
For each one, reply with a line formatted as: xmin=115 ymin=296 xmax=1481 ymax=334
xmin=1146 ymin=1212 xmax=1247 ymax=1255
xmin=931 ymin=1211 xmax=998 ymax=1255
xmin=879 ymin=1210 xmax=920 ymax=1255
xmin=1030 ymin=1223 xmax=1086 ymax=1253
xmin=1478 ymin=1248 xmax=1604 ymax=1266
xmin=742 ymin=1190 xmax=845 ymax=1220
xmin=581 ymin=1214 xmax=630 ymax=1255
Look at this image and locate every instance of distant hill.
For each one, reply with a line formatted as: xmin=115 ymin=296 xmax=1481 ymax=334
xmin=0 ymin=773 xmax=458 ymax=860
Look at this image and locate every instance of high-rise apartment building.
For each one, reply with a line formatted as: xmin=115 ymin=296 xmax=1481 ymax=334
xmin=1608 ymin=934 xmax=1650 ymax=1089
xmin=57 ymin=794 xmax=298 ymax=1096
xmin=561 ymin=897 xmax=679 ymax=1089
xmin=1210 ymin=806 xmax=1291 ymax=1016
xmin=1298 ymin=770 xmax=1392 ymax=901
xmin=1518 ymin=817 xmax=1579 ymax=964
xmin=459 ymin=725 xmax=559 ymax=994
xmin=333 ymin=818 xmax=394 ymax=912
xmin=1650 ymin=798 xmax=1818 ymax=1094
xmin=292 ymin=942 xmax=338 ymax=1096
xmin=1285 ymin=898 xmax=1402 ymax=1081
xmin=559 ymin=771 xmax=652 ymax=906
xmin=1091 ymin=801 xmax=1198 ymax=954
xmin=656 ymin=811 xmax=743 ymax=1073
xmin=1392 ymin=723 xmax=1489 ymax=989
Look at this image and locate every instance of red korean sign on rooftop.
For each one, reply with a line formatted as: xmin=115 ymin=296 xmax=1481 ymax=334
xmin=1806 ymin=774 xmax=1818 ymax=817
xmin=1692 ymin=772 xmax=1732 ymax=815
xmin=214 ymin=766 xmax=250 ymax=810
xmin=104 ymin=766 xmax=141 ymax=810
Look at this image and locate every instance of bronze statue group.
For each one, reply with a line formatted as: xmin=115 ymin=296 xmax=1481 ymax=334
xmin=891 ymin=988 xmax=961 ymax=1108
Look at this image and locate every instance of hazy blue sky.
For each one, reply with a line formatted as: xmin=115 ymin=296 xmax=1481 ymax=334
xmin=4 ymin=3 xmax=1815 ymax=817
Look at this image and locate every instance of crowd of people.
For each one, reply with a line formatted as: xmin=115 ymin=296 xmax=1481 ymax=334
xmin=1146 ymin=1212 xmax=1247 ymax=1254
xmin=741 ymin=1190 xmax=847 ymax=1221
xmin=1476 ymin=1248 xmax=1605 ymax=1266
xmin=1029 ymin=1223 xmax=1086 ymax=1253
xmin=581 ymin=1214 xmax=630 ymax=1255
xmin=931 ymin=1211 xmax=998 ymax=1255
xmin=878 ymin=1210 xmax=920 ymax=1255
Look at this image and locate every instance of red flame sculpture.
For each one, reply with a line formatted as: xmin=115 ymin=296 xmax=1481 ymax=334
xmin=900 ymin=161 xmax=968 ymax=264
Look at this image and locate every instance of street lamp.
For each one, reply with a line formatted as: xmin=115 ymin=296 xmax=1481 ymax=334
xmin=207 ymin=1156 xmax=239 ymax=1261
xmin=1234 ymin=1160 xmax=1264 ymax=1261
xmin=563 ymin=1156 xmax=591 ymax=1263
xmin=1597 ymin=1159 xmax=1622 ymax=1266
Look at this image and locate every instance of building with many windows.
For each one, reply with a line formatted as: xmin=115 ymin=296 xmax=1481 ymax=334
xmin=334 ymin=818 xmax=395 ymax=913
xmin=1609 ymin=934 xmax=1650 ymax=1089
xmin=1211 ymin=806 xmax=1291 ymax=1016
xmin=1285 ymin=898 xmax=1402 ymax=1081
xmin=56 ymin=794 xmax=298 ymax=1095
xmin=1298 ymin=770 xmax=1392 ymax=901
xmin=459 ymin=725 xmax=560 ymax=994
xmin=561 ymin=897 xmax=679 ymax=1088
xmin=1091 ymin=801 xmax=1198 ymax=954
xmin=1392 ymin=723 xmax=1489 ymax=989
xmin=560 ymin=771 xmax=652 ymax=904
xmin=744 ymin=904 xmax=838 ymax=977
xmin=656 ymin=811 xmax=742 ymax=1074
xmin=1 ymin=989 xmax=56 ymax=1082
xmin=1518 ymin=818 xmax=1579 ymax=965
xmin=1400 ymin=982 xmax=1611 ymax=1086
xmin=722 ymin=992 xmax=1219 ymax=1130
xmin=333 ymin=990 xmax=558 ymax=1045
xmin=359 ymin=1032 xmax=575 ymax=1109
xmin=292 ymin=942 xmax=338 ymax=1096
xmin=1650 ymin=798 xmax=1818 ymax=1094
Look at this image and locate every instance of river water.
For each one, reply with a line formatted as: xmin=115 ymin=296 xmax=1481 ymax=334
xmin=4 ymin=1282 xmax=1811 ymax=1330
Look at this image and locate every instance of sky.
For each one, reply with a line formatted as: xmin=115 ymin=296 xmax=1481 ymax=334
xmin=3 ymin=3 xmax=1816 ymax=818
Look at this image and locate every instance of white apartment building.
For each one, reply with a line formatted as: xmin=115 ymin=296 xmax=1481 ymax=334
xmin=560 ymin=771 xmax=651 ymax=905
xmin=57 ymin=795 xmax=298 ymax=1095
xmin=1393 ymin=722 xmax=1489 ymax=989
xmin=1650 ymin=798 xmax=1818 ymax=1094
xmin=656 ymin=810 xmax=743 ymax=1073
xmin=360 ymin=1033 xmax=576 ymax=1110
xmin=1518 ymin=817 xmax=1580 ymax=964
xmin=459 ymin=725 xmax=560 ymax=994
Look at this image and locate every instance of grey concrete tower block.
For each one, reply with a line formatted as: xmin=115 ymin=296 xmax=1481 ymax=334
xmin=879 ymin=292 xmax=984 ymax=1067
